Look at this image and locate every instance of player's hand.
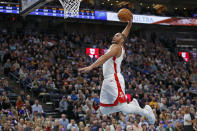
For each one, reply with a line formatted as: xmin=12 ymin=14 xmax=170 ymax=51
xmin=78 ymin=66 xmax=93 ymax=73
xmin=128 ymin=17 xmax=133 ymax=24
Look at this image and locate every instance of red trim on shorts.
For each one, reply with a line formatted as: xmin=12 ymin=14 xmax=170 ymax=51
xmin=100 ymin=99 xmax=118 ymax=107
xmin=100 ymin=57 xmax=127 ymax=107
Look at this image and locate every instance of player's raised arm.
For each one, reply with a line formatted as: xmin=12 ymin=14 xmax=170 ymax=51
xmin=122 ymin=18 xmax=133 ymax=38
xmin=78 ymin=44 xmax=121 ymax=73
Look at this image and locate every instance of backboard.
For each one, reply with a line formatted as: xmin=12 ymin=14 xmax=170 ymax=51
xmin=20 ymin=0 xmax=53 ymax=16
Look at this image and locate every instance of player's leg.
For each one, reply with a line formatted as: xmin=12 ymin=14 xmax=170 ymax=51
xmin=118 ymin=75 xmax=155 ymax=124
xmin=99 ymin=105 xmax=121 ymax=115
xmin=121 ymin=99 xmax=155 ymax=124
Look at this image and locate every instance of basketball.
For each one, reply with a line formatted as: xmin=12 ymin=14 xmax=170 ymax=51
xmin=118 ymin=8 xmax=133 ymax=22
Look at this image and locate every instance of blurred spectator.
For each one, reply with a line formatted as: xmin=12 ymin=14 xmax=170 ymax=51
xmin=4 ymin=59 xmax=11 ymax=75
xmin=149 ymin=124 xmax=156 ymax=131
xmin=20 ymin=90 xmax=26 ymax=102
xmin=132 ymin=119 xmax=143 ymax=131
xmin=16 ymin=96 xmax=24 ymax=110
xmin=53 ymin=119 xmax=60 ymax=131
xmin=116 ymin=124 xmax=123 ymax=131
xmin=26 ymin=95 xmax=34 ymax=106
xmin=59 ymin=96 xmax=68 ymax=114
xmin=175 ymin=121 xmax=184 ymax=131
xmin=32 ymin=100 xmax=43 ymax=117
xmin=165 ymin=120 xmax=175 ymax=131
xmin=141 ymin=123 xmax=148 ymax=131
xmin=59 ymin=114 xmax=69 ymax=130
xmin=45 ymin=121 xmax=52 ymax=131
xmin=23 ymin=121 xmax=32 ymax=131
xmin=67 ymin=119 xmax=79 ymax=131
xmin=92 ymin=101 xmax=99 ymax=112
xmin=70 ymin=91 xmax=78 ymax=101
xmin=149 ymin=96 xmax=159 ymax=110
xmin=183 ymin=107 xmax=194 ymax=131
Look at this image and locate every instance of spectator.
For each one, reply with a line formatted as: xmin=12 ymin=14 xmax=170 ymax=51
xmin=59 ymin=96 xmax=68 ymax=114
xmin=78 ymin=121 xmax=85 ymax=131
xmin=1 ymin=122 xmax=10 ymax=131
xmin=183 ymin=107 xmax=194 ymax=131
xmin=175 ymin=121 xmax=183 ymax=131
xmin=16 ymin=96 xmax=24 ymax=110
xmin=59 ymin=114 xmax=69 ymax=130
xmin=92 ymin=101 xmax=99 ymax=112
xmin=32 ymin=100 xmax=43 ymax=116
xmin=18 ymin=118 xmax=26 ymax=130
xmin=141 ymin=123 xmax=148 ymax=131
xmin=100 ymin=122 xmax=107 ymax=131
xmin=116 ymin=124 xmax=122 ymax=131
xmin=120 ymin=116 xmax=127 ymax=130
xmin=92 ymin=93 xmax=100 ymax=105
xmin=59 ymin=124 xmax=66 ymax=131
xmin=132 ymin=119 xmax=143 ymax=131
xmin=67 ymin=96 xmax=75 ymax=120
xmin=25 ymin=100 xmax=32 ymax=115
xmin=26 ymin=95 xmax=34 ymax=106
xmin=1 ymin=96 xmax=10 ymax=111
xmin=165 ymin=120 xmax=176 ymax=131
xmin=20 ymin=90 xmax=26 ymax=102
xmin=45 ymin=121 xmax=52 ymax=131
xmin=110 ymin=118 xmax=117 ymax=130
xmin=4 ymin=59 xmax=11 ymax=75
xmin=23 ymin=121 xmax=31 ymax=131
xmin=149 ymin=96 xmax=159 ymax=110
xmin=1 ymin=91 xmax=9 ymax=102
xmin=2 ymin=79 xmax=12 ymax=92
xmin=67 ymin=119 xmax=79 ymax=131
xmin=18 ymin=104 xmax=30 ymax=119
xmin=70 ymin=91 xmax=78 ymax=101
xmin=149 ymin=124 xmax=156 ymax=131
xmin=74 ymin=106 xmax=85 ymax=122
xmin=53 ymin=119 xmax=60 ymax=131
xmin=0 ymin=85 xmax=4 ymax=95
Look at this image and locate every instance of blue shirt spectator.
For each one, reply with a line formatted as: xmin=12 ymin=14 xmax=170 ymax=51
xmin=59 ymin=114 xmax=69 ymax=130
xmin=70 ymin=91 xmax=78 ymax=101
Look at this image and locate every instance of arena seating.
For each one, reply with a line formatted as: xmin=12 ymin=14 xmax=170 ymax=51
xmin=0 ymin=16 xmax=196 ymax=131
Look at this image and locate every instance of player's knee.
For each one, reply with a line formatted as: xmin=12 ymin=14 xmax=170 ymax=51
xmin=99 ymin=107 xmax=108 ymax=115
xmin=99 ymin=107 xmax=105 ymax=115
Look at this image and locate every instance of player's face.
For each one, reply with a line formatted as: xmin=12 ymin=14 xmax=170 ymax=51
xmin=112 ymin=33 xmax=123 ymax=44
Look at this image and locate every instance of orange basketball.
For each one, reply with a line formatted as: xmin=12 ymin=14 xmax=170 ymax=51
xmin=118 ymin=8 xmax=133 ymax=22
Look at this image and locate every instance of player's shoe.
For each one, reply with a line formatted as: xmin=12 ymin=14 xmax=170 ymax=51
xmin=131 ymin=98 xmax=140 ymax=107
xmin=144 ymin=105 xmax=155 ymax=124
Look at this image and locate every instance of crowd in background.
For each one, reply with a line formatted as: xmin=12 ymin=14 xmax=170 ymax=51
xmin=0 ymin=25 xmax=197 ymax=131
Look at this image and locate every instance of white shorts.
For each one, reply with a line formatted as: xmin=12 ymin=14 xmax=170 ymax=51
xmin=100 ymin=73 xmax=127 ymax=107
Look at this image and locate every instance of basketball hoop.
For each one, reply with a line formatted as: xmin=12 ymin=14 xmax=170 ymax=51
xmin=59 ymin=0 xmax=81 ymax=19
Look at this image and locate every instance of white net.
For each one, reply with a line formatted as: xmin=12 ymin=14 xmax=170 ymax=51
xmin=59 ymin=0 xmax=81 ymax=19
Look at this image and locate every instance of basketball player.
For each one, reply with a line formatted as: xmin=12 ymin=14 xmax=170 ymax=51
xmin=79 ymin=18 xmax=155 ymax=124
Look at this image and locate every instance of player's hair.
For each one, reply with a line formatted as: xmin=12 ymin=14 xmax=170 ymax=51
xmin=120 ymin=33 xmax=127 ymax=43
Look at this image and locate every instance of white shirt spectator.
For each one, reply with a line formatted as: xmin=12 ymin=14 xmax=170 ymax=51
xmin=32 ymin=104 xmax=43 ymax=114
xmin=184 ymin=113 xmax=192 ymax=126
xmin=67 ymin=123 xmax=79 ymax=131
